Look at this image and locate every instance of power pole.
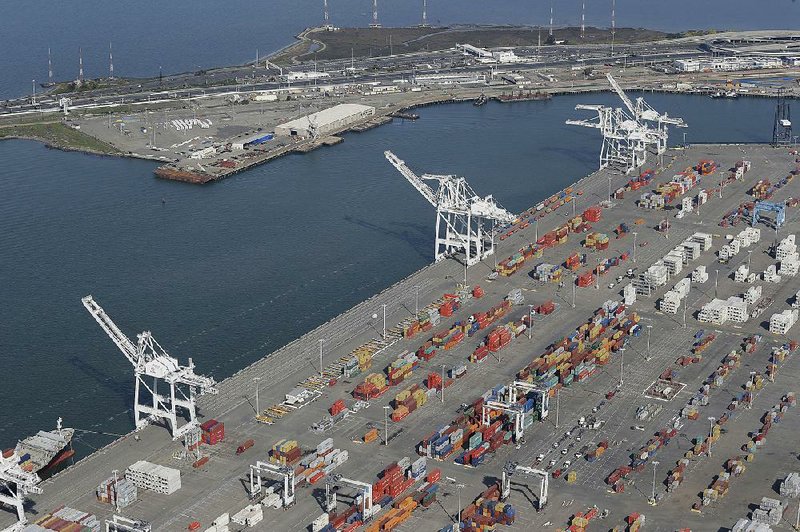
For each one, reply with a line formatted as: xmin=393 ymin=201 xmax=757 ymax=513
xmin=581 ymin=1 xmax=586 ymax=39
xmin=77 ymin=47 xmax=84 ymax=85
xmin=611 ymin=0 xmax=616 ymax=56
xmin=421 ymin=0 xmax=428 ymax=27
xmin=549 ymin=1 xmax=554 ymax=37
xmin=324 ymin=0 xmax=329 ymax=25
xmin=109 ymin=42 xmax=114 ymax=79
xmin=48 ymin=47 xmax=53 ymax=86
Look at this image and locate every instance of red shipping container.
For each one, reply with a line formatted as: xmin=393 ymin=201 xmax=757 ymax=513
xmin=427 ymin=468 xmax=441 ymax=483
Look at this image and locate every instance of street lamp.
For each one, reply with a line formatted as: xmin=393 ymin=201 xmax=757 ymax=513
xmin=572 ymin=274 xmax=577 ymax=308
xmin=445 ymin=477 xmax=464 ymax=526
xmin=383 ymin=406 xmax=392 ymax=445
xmin=555 ymin=387 xmax=560 ymax=429
xmin=651 ymin=461 xmax=660 ymax=504
xmin=682 ymin=298 xmax=687 ymax=329
xmin=707 ymin=417 xmax=716 ymax=457
xmin=714 ymin=269 xmax=719 ymax=299
xmin=632 ymin=232 xmax=638 ymax=263
xmin=748 ymin=371 xmax=756 ymax=408
xmin=619 ymin=348 xmax=625 ymax=387
xmin=254 ymin=377 xmax=261 ymax=416
xmin=646 ymin=325 xmax=653 ymax=361
xmin=441 ymin=365 xmax=447 ymax=403
xmin=414 ymin=285 xmax=420 ymax=318
xmin=319 ymin=339 xmax=325 ymax=377
xmin=528 ymin=305 xmax=534 ymax=340
xmin=747 ymin=250 xmax=753 ymax=271
xmin=372 ymin=304 xmax=387 ymax=339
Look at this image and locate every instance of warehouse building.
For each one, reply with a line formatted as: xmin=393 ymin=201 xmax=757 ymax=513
xmin=274 ymin=104 xmax=375 ymax=138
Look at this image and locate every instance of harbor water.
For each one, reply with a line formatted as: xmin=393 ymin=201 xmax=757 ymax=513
xmin=0 ymin=92 xmax=780 ymax=456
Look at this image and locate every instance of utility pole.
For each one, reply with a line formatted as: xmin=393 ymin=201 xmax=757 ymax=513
xmin=651 ymin=461 xmax=660 ymax=504
xmin=383 ymin=406 xmax=391 ymax=445
xmin=414 ymin=285 xmax=420 ymax=318
xmin=572 ymin=275 xmax=577 ymax=308
xmin=646 ymin=325 xmax=652 ymax=360
xmin=319 ymin=339 xmax=324 ymax=377
xmin=78 ymin=47 xmax=84 ymax=85
xmin=109 ymin=42 xmax=114 ymax=79
xmin=714 ymin=269 xmax=719 ymax=298
xmin=441 ymin=365 xmax=446 ymax=403
xmin=48 ymin=47 xmax=53 ymax=86
xmin=421 ymin=0 xmax=428 ymax=27
xmin=528 ymin=305 xmax=534 ymax=339
xmin=549 ymin=1 xmax=554 ymax=37
xmin=611 ymin=0 xmax=616 ymax=56
xmin=581 ymin=1 xmax=586 ymax=39
xmin=607 ymin=175 xmax=612 ymax=201
xmin=682 ymin=298 xmax=687 ymax=329
xmin=254 ymin=377 xmax=261 ymax=416
xmin=555 ymin=388 xmax=560 ymax=428
xmin=382 ymin=304 xmax=387 ymax=339
xmin=324 ymin=0 xmax=329 ymax=25
xmin=619 ymin=348 xmax=625 ymax=386
xmin=707 ymin=417 xmax=716 ymax=456
xmin=31 ymin=80 xmax=36 ymax=105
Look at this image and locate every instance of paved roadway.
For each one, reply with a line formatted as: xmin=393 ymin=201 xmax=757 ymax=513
xmin=6 ymin=144 xmax=800 ymax=532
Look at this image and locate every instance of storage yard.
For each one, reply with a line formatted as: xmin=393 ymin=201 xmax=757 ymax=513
xmin=3 ymin=142 xmax=800 ymax=532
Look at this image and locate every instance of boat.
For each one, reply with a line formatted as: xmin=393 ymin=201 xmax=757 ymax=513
xmin=494 ymin=90 xmax=552 ymax=103
xmin=710 ymin=90 xmax=738 ymax=99
xmin=14 ymin=418 xmax=75 ymax=474
xmin=473 ymin=93 xmax=488 ymax=106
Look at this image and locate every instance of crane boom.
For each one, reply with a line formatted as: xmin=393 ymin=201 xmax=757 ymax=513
xmin=384 ymin=150 xmax=437 ymax=207
xmin=82 ymin=295 xmax=140 ymax=366
xmin=606 ymin=73 xmax=636 ymax=117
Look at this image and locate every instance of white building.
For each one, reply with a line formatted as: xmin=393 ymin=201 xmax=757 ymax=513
xmin=699 ymin=296 xmax=748 ymax=325
xmin=692 ymin=265 xmax=709 ymax=283
xmin=744 ymin=286 xmax=762 ymax=305
xmin=274 ymin=104 xmax=375 ymax=137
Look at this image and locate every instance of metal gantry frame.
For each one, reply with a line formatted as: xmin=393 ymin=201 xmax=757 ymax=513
xmin=249 ymin=461 xmax=296 ymax=507
xmin=481 ymin=381 xmax=550 ymax=441
xmin=81 ymin=296 xmax=218 ymax=440
xmin=324 ymin=474 xmax=374 ymax=520
xmin=751 ymin=201 xmax=786 ymax=229
xmin=0 ymin=451 xmax=42 ymax=531
xmin=567 ymin=74 xmax=686 ymax=174
xmin=501 ymin=461 xmax=549 ymax=511
xmin=384 ymin=150 xmax=516 ymax=266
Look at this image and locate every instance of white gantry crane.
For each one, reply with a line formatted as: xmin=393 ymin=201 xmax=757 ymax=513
xmin=501 ymin=460 xmax=549 ymax=511
xmin=567 ymin=102 xmax=649 ymax=174
xmin=567 ymin=74 xmax=686 ymax=174
xmin=605 ymin=73 xmax=686 ymax=157
xmin=385 ymin=150 xmax=516 ymax=266
xmin=481 ymin=381 xmax=549 ymax=442
xmin=249 ymin=461 xmax=296 ymax=507
xmin=325 ymin=474 xmax=375 ymax=520
xmin=81 ymin=296 xmax=218 ymax=440
xmin=0 ymin=450 xmax=42 ymax=532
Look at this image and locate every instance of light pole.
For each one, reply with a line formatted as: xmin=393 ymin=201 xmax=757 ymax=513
xmin=414 ymin=285 xmax=420 ymax=318
xmin=319 ymin=339 xmax=324 ymax=377
xmin=445 ymin=477 xmax=464 ymax=525
xmin=714 ymin=269 xmax=719 ymax=299
xmin=619 ymin=348 xmax=625 ymax=387
xmin=555 ymin=388 xmax=560 ymax=429
xmin=646 ymin=325 xmax=653 ymax=361
xmin=383 ymin=304 xmax=387 ymax=339
xmin=707 ymin=416 xmax=716 ymax=457
xmin=682 ymin=298 xmax=687 ymax=329
xmin=572 ymin=275 xmax=577 ymax=308
xmin=607 ymin=175 xmax=612 ymax=202
xmin=747 ymin=250 xmax=753 ymax=271
xmin=383 ymin=406 xmax=391 ymax=445
xmin=535 ymin=218 xmax=539 ymax=241
xmin=748 ymin=371 xmax=756 ymax=408
xmin=441 ymin=365 xmax=446 ymax=403
xmin=254 ymin=377 xmax=261 ymax=416
xmin=632 ymin=232 xmax=638 ymax=263
xmin=683 ymin=131 xmax=687 ymax=148
xmin=651 ymin=460 xmax=660 ymax=504
xmin=528 ymin=305 xmax=534 ymax=339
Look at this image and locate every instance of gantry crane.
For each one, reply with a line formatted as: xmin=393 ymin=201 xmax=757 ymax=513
xmin=501 ymin=461 xmax=549 ymax=511
xmin=384 ymin=150 xmax=516 ymax=266
xmin=81 ymin=296 xmax=218 ymax=440
xmin=0 ymin=450 xmax=42 ymax=531
xmin=324 ymin=474 xmax=375 ymax=520
xmin=481 ymin=381 xmax=549 ymax=442
xmin=567 ymin=104 xmax=649 ymax=174
xmin=752 ymin=201 xmax=786 ymax=229
xmin=249 ymin=461 xmax=296 ymax=507
xmin=606 ymin=73 xmax=687 ymax=157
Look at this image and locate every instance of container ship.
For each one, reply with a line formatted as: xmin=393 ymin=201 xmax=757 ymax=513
xmin=13 ymin=418 xmax=75 ymax=475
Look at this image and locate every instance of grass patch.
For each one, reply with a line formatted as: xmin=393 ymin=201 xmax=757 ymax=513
xmin=0 ymin=122 xmax=122 ymax=155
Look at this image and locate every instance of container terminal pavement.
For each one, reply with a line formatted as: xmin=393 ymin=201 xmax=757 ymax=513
xmin=5 ymin=144 xmax=800 ymax=532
